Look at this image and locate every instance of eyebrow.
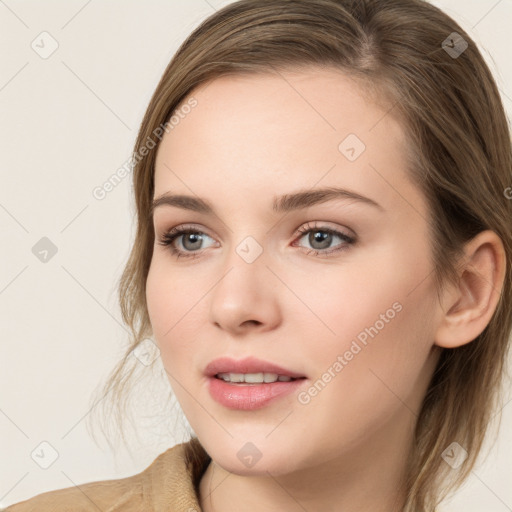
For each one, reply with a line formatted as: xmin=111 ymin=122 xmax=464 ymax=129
xmin=150 ymin=186 xmax=384 ymax=216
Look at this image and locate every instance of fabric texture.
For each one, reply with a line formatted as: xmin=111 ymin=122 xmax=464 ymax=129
xmin=4 ymin=437 xmax=211 ymax=512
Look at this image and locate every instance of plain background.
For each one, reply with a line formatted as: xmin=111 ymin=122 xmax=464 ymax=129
xmin=1 ymin=0 xmax=511 ymax=509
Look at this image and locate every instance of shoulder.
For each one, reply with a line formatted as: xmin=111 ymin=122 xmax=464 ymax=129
xmin=2 ymin=443 xmax=195 ymax=512
xmin=2 ymin=472 xmax=143 ymax=512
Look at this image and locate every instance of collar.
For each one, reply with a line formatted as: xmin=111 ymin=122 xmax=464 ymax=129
xmin=143 ymin=437 xmax=211 ymax=511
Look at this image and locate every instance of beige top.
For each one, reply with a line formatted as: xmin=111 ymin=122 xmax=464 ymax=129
xmin=4 ymin=437 xmax=211 ymax=511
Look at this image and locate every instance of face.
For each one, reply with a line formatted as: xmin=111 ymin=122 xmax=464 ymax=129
xmin=146 ymin=68 xmax=442 ymax=477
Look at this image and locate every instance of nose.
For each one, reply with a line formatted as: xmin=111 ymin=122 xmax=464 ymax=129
xmin=208 ymin=250 xmax=282 ymax=336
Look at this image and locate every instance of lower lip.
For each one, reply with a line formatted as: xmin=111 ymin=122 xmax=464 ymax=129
xmin=207 ymin=376 xmax=306 ymax=410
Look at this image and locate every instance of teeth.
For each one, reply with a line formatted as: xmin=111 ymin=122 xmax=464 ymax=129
xmin=216 ymin=372 xmax=294 ymax=383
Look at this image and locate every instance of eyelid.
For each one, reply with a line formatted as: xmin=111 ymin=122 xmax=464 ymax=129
xmin=295 ymin=220 xmax=355 ymax=238
xmin=157 ymin=222 xmax=217 ymax=240
xmin=157 ymin=220 xmax=354 ymax=240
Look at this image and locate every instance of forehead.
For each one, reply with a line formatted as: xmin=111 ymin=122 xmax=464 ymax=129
xmin=160 ymin=69 xmax=391 ymax=160
xmin=153 ymin=68 xmax=422 ymax=218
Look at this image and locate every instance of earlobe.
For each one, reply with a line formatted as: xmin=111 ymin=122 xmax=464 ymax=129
xmin=434 ymin=230 xmax=506 ymax=349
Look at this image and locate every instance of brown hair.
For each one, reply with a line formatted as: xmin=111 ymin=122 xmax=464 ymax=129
xmin=87 ymin=1 xmax=512 ymax=510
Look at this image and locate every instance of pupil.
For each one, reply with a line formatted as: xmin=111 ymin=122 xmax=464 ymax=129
xmin=310 ymin=231 xmax=330 ymax=249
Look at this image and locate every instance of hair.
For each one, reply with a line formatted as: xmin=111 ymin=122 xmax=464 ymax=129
xmin=86 ymin=1 xmax=512 ymax=510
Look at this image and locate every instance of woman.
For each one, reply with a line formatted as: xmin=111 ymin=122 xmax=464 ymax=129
xmin=6 ymin=0 xmax=511 ymax=511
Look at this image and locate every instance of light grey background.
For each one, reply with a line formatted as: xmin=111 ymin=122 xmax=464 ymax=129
xmin=1 ymin=0 xmax=511 ymax=510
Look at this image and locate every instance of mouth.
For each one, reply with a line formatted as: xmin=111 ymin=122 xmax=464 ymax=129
xmin=204 ymin=356 xmax=307 ymax=410
xmin=204 ymin=356 xmax=306 ymax=380
xmin=214 ymin=372 xmax=304 ymax=385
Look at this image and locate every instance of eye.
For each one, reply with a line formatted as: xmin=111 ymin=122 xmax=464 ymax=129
xmin=157 ymin=225 xmax=217 ymax=260
xmin=157 ymin=221 xmax=356 ymax=260
xmin=293 ymin=221 xmax=356 ymax=257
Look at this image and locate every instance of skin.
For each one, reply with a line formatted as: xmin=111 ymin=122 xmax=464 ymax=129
xmin=145 ymin=67 xmax=506 ymax=512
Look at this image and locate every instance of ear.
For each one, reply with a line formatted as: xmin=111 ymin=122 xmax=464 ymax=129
xmin=434 ymin=230 xmax=507 ymax=348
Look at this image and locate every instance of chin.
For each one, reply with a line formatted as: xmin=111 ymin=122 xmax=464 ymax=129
xmin=202 ymin=435 xmax=304 ymax=476
xmin=215 ymin=454 xmax=297 ymax=476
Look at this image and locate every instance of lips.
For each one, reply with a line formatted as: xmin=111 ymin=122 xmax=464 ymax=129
xmin=205 ymin=356 xmax=308 ymax=410
xmin=204 ymin=356 xmax=306 ymax=379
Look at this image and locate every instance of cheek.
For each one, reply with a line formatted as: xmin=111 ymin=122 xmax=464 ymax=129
xmin=145 ymin=257 xmax=208 ymax=370
xmin=145 ymin=259 xmax=170 ymax=338
xmin=145 ymin=258 xmax=186 ymax=352
xmin=295 ymin=237 xmax=437 ymax=390
xmin=293 ymin=282 xmax=437 ymax=455
xmin=292 ymin=249 xmax=422 ymax=349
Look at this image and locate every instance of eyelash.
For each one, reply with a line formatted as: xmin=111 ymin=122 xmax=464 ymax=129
xmin=157 ymin=222 xmax=356 ymax=260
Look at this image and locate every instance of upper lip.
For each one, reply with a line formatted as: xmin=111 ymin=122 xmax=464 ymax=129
xmin=204 ymin=356 xmax=306 ymax=379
